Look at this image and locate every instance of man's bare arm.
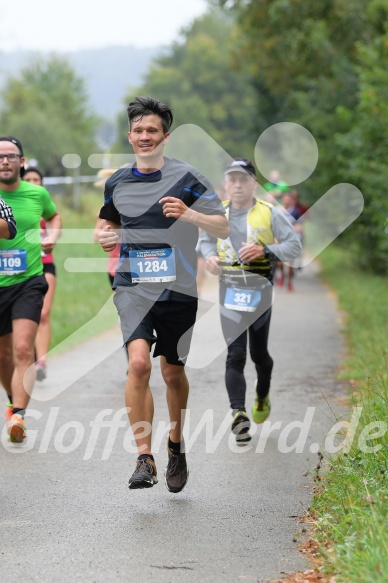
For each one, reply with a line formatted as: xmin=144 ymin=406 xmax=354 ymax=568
xmin=159 ymin=197 xmax=229 ymax=239
xmin=42 ymin=212 xmax=62 ymax=254
xmin=0 ymin=218 xmax=12 ymax=239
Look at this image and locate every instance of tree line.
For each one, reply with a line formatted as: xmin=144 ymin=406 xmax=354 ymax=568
xmin=1 ymin=1 xmax=387 ymax=272
xmin=209 ymin=0 xmax=388 ymax=272
xmin=0 ymin=57 xmax=98 ymax=175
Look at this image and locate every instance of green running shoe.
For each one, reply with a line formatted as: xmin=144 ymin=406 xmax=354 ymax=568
xmin=231 ymin=409 xmax=251 ymax=442
xmin=252 ymin=395 xmax=271 ymax=424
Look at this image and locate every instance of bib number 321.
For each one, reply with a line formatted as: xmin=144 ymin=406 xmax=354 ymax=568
xmin=224 ymin=286 xmax=261 ymax=312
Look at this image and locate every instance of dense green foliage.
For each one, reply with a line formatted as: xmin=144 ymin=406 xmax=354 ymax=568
xmin=311 ymin=247 xmax=388 ymax=581
xmin=1 ymin=3 xmax=387 ymax=270
xmin=211 ymin=0 xmax=388 ymax=272
xmin=0 ymin=56 xmax=99 ymax=175
xmin=112 ymin=9 xmax=257 ymax=167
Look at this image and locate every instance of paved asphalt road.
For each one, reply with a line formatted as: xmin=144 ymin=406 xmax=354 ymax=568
xmin=0 ymin=262 xmax=346 ymax=583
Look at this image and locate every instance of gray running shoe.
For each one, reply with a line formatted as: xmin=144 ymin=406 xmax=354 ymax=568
xmin=128 ymin=457 xmax=158 ymax=489
xmin=165 ymin=448 xmax=189 ymax=493
xmin=231 ymin=409 xmax=251 ymax=443
xmin=35 ymin=361 xmax=47 ymax=381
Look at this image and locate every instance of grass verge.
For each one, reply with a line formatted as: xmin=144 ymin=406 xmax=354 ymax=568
xmin=307 ymin=245 xmax=388 ymax=583
xmin=49 ymin=189 xmax=116 ymax=354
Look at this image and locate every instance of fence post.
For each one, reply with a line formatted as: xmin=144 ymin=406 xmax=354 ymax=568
xmin=73 ymin=166 xmax=81 ymax=210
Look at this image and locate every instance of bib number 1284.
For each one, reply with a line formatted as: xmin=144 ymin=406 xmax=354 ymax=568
xmin=129 ymin=248 xmax=176 ymax=283
xmin=136 ymin=259 xmax=168 ymax=273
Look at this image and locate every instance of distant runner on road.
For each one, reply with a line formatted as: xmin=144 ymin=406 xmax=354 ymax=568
xmin=23 ymin=167 xmax=61 ymax=381
xmin=99 ymin=96 xmax=228 ymax=492
xmin=198 ymin=158 xmax=301 ymax=443
xmin=0 ymin=136 xmax=61 ymax=444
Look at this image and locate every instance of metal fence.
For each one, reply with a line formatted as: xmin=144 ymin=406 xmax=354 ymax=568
xmin=42 ymin=175 xmax=100 ymax=209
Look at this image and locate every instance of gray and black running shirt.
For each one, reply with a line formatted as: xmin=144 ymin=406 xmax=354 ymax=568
xmin=99 ymin=157 xmax=225 ymax=301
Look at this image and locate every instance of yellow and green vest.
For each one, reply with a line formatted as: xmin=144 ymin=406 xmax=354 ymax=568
xmin=217 ymin=198 xmax=274 ymax=281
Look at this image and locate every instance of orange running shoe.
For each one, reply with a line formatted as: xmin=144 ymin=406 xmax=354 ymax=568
xmin=4 ymin=402 xmax=13 ymax=422
xmin=7 ymin=413 xmax=26 ymax=443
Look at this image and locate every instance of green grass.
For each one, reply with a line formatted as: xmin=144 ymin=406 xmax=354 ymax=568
xmin=310 ymin=245 xmax=388 ymax=582
xmin=48 ymin=189 xmax=117 ymax=355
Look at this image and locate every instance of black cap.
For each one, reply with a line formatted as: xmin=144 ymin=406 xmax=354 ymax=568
xmin=225 ymin=157 xmax=256 ymax=178
xmin=0 ymin=135 xmax=24 ymax=156
xmin=0 ymin=135 xmax=25 ymax=177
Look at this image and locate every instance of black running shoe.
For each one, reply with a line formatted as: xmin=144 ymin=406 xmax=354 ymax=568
xmin=128 ymin=457 xmax=158 ymax=489
xmin=165 ymin=448 xmax=189 ymax=493
xmin=231 ymin=409 xmax=251 ymax=443
xmin=35 ymin=361 xmax=47 ymax=381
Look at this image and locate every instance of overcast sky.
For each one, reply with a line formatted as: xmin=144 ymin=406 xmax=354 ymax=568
xmin=0 ymin=0 xmax=209 ymax=52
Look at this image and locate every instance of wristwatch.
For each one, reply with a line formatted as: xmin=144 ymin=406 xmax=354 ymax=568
xmin=263 ymin=245 xmax=271 ymax=257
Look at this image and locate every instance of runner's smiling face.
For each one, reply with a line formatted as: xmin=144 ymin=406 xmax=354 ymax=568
xmin=128 ymin=114 xmax=169 ymax=165
xmin=0 ymin=141 xmax=24 ymax=186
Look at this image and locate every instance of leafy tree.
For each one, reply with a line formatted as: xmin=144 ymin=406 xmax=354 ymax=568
xmin=112 ymin=8 xmax=257 ymax=171
xmin=0 ymin=56 xmax=99 ymax=174
xmin=335 ymin=25 xmax=388 ymax=272
xmin=210 ymin=1 xmax=365 ymax=176
xmin=212 ymin=0 xmax=388 ymax=272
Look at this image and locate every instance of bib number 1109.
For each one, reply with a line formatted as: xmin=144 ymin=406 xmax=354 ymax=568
xmin=0 ymin=249 xmax=27 ymax=275
xmin=1 ymin=256 xmax=22 ymax=269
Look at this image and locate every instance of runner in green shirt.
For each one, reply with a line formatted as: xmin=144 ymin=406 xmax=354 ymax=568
xmin=263 ymin=169 xmax=290 ymax=200
xmin=0 ymin=136 xmax=61 ymax=443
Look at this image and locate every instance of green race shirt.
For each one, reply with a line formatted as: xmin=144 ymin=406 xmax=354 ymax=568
xmin=263 ymin=180 xmax=289 ymax=194
xmin=0 ymin=181 xmax=57 ymax=287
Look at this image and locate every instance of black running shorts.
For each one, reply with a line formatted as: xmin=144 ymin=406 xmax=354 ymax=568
xmin=43 ymin=262 xmax=56 ymax=276
xmin=113 ymin=288 xmax=198 ymax=366
xmin=0 ymin=275 xmax=48 ymax=336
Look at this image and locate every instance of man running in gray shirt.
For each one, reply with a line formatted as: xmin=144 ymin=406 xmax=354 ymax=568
xmin=198 ymin=158 xmax=301 ymax=442
xmin=99 ymin=96 xmax=228 ymax=491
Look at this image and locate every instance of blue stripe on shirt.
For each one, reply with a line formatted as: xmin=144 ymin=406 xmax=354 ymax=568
xmin=183 ymin=187 xmax=217 ymax=200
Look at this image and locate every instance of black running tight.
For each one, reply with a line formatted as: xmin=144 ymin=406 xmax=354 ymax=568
xmin=221 ymin=307 xmax=273 ymax=410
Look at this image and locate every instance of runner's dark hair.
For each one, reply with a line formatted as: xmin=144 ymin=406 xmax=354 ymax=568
xmin=24 ymin=167 xmax=44 ymax=182
xmin=127 ymin=96 xmax=173 ymax=133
